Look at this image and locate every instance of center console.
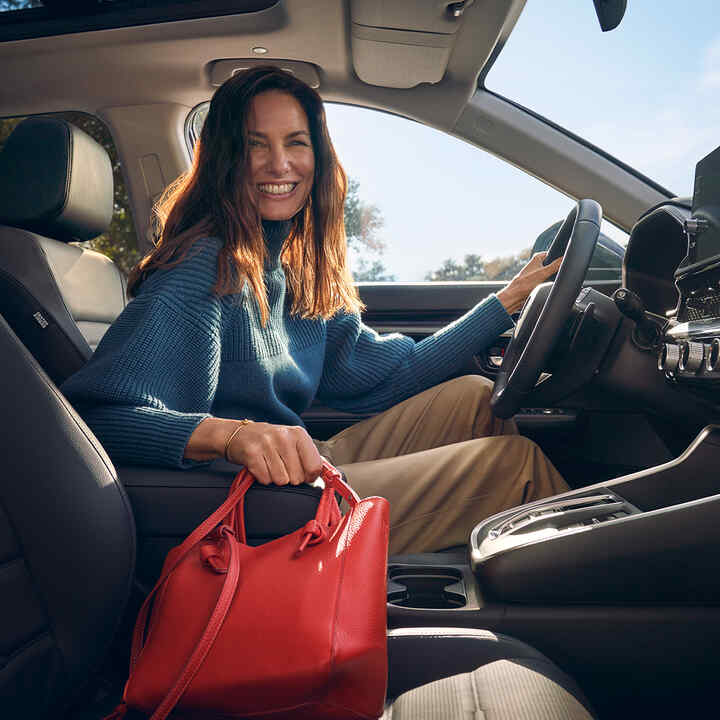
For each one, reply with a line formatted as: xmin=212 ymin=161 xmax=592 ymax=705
xmin=387 ymin=423 xmax=720 ymax=619
xmin=384 ymin=424 xmax=720 ymax=715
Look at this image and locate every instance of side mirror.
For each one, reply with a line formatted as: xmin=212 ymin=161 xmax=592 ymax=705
xmin=592 ymin=0 xmax=627 ymax=32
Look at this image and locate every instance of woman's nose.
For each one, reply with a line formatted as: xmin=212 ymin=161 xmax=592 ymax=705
xmin=267 ymin=144 xmax=291 ymax=175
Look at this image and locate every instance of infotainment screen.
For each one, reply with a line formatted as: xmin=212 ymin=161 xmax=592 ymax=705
xmin=691 ymin=144 xmax=720 ymax=265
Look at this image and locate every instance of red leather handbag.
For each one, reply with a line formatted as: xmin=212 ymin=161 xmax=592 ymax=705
xmin=109 ymin=462 xmax=389 ymax=720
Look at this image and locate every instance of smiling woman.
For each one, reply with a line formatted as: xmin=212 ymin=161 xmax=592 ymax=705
xmin=60 ymin=64 xmax=568 ymax=556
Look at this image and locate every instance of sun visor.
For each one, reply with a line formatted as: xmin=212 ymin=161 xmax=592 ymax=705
xmin=350 ymin=0 xmax=475 ymax=88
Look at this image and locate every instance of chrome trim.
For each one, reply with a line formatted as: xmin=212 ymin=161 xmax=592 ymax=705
xmin=707 ymin=339 xmax=720 ymax=372
xmin=678 ymin=341 xmax=706 ymax=373
xmin=658 ymin=343 xmax=680 ymax=372
xmin=372 ymin=325 xmax=445 ymax=335
xmin=372 ymin=326 xmax=515 ymax=338
xmin=667 ymin=319 xmax=720 ymax=340
xmin=491 ymin=494 xmax=617 ymax=537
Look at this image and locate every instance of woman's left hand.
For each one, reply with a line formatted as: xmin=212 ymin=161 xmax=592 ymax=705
xmin=496 ymin=252 xmax=563 ymax=315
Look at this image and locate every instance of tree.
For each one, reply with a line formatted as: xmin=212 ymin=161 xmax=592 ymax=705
xmin=483 ymin=248 xmax=532 ymax=280
xmin=343 ymin=178 xmax=395 ymax=281
xmin=425 ymin=248 xmax=531 ymax=282
xmin=352 ymin=258 xmax=396 ymax=282
xmin=425 ymin=254 xmax=487 ymax=281
xmin=344 ymin=177 xmax=384 ymax=254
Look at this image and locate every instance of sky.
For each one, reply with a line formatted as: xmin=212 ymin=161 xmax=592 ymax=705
xmin=324 ymin=0 xmax=720 ymax=281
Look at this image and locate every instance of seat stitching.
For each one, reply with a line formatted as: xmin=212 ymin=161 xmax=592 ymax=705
xmin=469 ymin=666 xmax=484 ymax=716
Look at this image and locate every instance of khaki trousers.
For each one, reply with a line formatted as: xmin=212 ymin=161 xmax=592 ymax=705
xmin=314 ymin=375 xmax=568 ymax=555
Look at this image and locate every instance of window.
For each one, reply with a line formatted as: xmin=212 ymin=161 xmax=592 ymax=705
xmin=325 ymin=104 xmax=629 ymax=282
xmin=0 ymin=112 xmax=140 ymax=276
xmin=485 ymin=0 xmax=720 ymax=197
xmin=186 ymin=101 xmax=626 ymax=282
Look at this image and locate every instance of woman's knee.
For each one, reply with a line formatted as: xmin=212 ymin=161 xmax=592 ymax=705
xmin=443 ymin=374 xmax=494 ymax=400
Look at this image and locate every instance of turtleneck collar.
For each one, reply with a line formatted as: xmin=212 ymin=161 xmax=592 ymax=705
xmin=262 ymin=219 xmax=291 ymax=270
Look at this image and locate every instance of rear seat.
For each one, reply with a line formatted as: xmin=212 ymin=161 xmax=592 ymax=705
xmin=0 ymin=116 xmax=126 ymax=385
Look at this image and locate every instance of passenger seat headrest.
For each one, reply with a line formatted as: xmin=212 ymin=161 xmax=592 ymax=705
xmin=0 ymin=117 xmax=113 ymax=242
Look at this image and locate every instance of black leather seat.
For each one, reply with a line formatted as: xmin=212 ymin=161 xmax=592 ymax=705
xmin=0 ymin=118 xmax=595 ymax=720
xmin=0 ymin=316 xmax=135 ymax=717
xmin=0 ymin=116 xmax=127 ymax=386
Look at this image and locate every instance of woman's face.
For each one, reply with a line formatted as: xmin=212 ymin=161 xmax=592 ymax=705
xmin=245 ymin=90 xmax=316 ymax=221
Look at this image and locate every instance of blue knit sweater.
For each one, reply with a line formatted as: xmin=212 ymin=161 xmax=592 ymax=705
xmin=61 ymin=222 xmax=512 ymax=468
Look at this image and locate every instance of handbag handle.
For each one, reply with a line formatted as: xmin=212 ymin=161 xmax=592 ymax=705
xmin=229 ymin=460 xmax=359 ymax=543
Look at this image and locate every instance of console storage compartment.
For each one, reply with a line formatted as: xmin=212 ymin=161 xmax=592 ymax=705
xmin=388 ymin=566 xmax=467 ymax=609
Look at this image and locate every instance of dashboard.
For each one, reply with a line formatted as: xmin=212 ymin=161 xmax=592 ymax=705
xmin=625 ymin=145 xmax=720 ymax=386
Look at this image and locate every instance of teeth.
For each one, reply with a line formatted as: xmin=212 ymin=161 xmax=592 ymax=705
xmin=258 ymin=183 xmax=296 ymax=195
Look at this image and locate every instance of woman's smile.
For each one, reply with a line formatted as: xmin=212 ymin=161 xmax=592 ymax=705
xmin=257 ymin=182 xmax=299 ymax=197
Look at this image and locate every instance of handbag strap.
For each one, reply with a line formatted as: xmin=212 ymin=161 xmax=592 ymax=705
xmin=149 ymin=525 xmax=241 ymax=720
xmin=129 ymin=471 xmax=254 ymax=670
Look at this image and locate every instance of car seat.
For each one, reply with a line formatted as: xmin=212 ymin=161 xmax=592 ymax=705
xmin=0 ymin=116 xmax=127 ymax=386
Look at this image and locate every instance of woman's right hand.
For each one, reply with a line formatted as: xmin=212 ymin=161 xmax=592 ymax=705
xmin=224 ymin=421 xmax=323 ymax=486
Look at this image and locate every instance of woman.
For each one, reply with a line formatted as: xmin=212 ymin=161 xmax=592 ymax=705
xmin=61 ymin=66 xmax=567 ymax=554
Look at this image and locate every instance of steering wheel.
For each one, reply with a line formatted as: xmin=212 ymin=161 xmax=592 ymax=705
xmin=490 ymin=199 xmax=602 ymax=419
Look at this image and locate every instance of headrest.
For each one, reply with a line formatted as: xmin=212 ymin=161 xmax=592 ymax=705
xmin=0 ymin=117 xmax=113 ymax=242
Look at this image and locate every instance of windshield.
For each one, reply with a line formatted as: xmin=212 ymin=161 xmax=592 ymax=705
xmin=485 ymin=0 xmax=720 ymax=197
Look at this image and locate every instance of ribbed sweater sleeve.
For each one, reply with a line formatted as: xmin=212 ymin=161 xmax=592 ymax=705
xmin=61 ymin=239 xmax=223 ymax=468
xmin=317 ymin=293 xmax=512 ymax=413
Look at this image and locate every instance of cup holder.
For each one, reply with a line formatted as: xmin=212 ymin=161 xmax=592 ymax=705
xmin=387 ymin=566 xmax=467 ymax=609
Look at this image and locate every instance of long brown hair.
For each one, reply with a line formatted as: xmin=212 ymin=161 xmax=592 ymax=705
xmin=127 ymin=66 xmax=362 ymax=323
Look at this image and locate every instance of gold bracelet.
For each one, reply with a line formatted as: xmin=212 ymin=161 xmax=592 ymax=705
xmin=223 ymin=419 xmax=251 ymax=463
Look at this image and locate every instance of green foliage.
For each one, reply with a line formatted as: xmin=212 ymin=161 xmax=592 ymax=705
xmin=344 ymin=177 xmax=384 ymax=253
xmin=344 ymin=178 xmax=395 ymax=281
xmin=352 ymin=257 xmax=395 ymax=282
xmin=425 ymin=248 xmax=531 ymax=282
xmin=425 ymin=254 xmax=487 ymax=281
